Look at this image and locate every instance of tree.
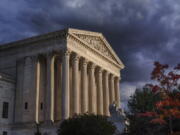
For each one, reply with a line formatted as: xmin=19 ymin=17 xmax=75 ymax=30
xmin=138 ymin=62 xmax=180 ymax=135
xmin=127 ymin=88 xmax=167 ymax=135
xmin=128 ymin=88 xmax=161 ymax=114
xmin=126 ymin=62 xmax=180 ymax=135
xmin=57 ymin=114 xmax=116 ymax=135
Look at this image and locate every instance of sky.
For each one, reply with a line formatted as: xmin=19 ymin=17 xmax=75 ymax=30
xmin=0 ymin=0 xmax=180 ymax=110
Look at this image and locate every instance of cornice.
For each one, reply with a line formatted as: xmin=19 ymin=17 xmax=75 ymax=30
xmin=99 ymin=35 xmax=125 ymax=68
xmin=0 ymin=29 xmax=68 ymax=51
xmin=68 ymin=28 xmax=102 ymax=37
xmin=0 ymin=28 xmax=124 ymax=69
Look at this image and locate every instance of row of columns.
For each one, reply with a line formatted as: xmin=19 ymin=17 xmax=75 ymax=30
xmin=34 ymin=50 xmax=120 ymax=123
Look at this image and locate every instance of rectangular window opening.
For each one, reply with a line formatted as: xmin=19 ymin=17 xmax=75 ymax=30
xmin=3 ymin=131 xmax=8 ymax=135
xmin=40 ymin=103 xmax=43 ymax=110
xmin=25 ymin=102 xmax=28 ymax=110
xmin=2 ymin=102 xmax=9 ymax=119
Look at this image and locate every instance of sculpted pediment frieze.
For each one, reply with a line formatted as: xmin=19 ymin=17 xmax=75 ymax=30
xmin=72 ymin=33 xmax=122 ymax=66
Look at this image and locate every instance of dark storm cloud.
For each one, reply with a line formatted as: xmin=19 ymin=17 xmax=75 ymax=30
xmin=0 ymin=0 xmax=179 ymax=86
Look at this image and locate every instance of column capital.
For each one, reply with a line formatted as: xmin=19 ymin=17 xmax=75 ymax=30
xmin=45 ymin=52 xmax=55 ymax=66
xmin=103 ymin=70 xmax=109 ymax=76
xmin=88 ymin=62 xmax=96 ymax=70
xmin=24 ymin=56 xmax=33 ymax=64
xmin=115 ymin=76 xmax=121 ymax=82
xmin=62 ymin=49 xmax=71 ymax=57
xmin=45 ymin=52 xmax=55 ymax=65
xmin=72 ymin=53 xmax=80 ymax=62
xmin=82 ymin=58 xmax=88 ymax=66
xmin=97 ymin=67 xmax=103 ymax=74
xmin=110 ymin=74 xmax=115 ymax=79
xmin=31 ymin=55 xmax=39 ymax=62
xmin=56 ymin=56 xmax=63 ymax=62
xmin=46 ymin=51 xmax=55 ymax=57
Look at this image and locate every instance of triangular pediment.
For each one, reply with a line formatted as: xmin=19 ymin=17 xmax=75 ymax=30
xmin=68 ymin=29 xmax=124 ymax=68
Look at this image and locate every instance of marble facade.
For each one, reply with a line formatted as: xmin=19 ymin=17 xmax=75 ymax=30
xmin=0 ymin=28 xmax=124 ymax=135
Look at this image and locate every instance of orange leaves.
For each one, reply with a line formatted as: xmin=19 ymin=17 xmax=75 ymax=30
xmin=168 ymin=72 xmax=180 ymax=81
xmin=170 ymin=109 xmax=180 ymax=118
xmin=151 ymin=62 xmax=169 ymax=81
xmin=160 ymin=108 xmax=180 ymax=118
xmin=175 ymin=114 xmax=180 ymax=119
xmin=152 ymin=85 xmax=161 ymax=93
xmin=135 ymin=62 xmax=180 ymax=134
xmin=156 ymin=98 xmax=176 ymax=107
xmin=138 ymin=90 xmax=180 ymax=125
xmin=147 ymin=62 xmax=180 ymax=123
xmin=156 ymin=101 xmax=163 ymax=108
xmin=155 ymin=95 xmax=180 ymax=119
xmin=150 ymin=62 xmax=180 ymax=92
xmin=150 ymin=118 xmax=167 ymax=125
xmin=145 ymin=84 xmax=161 ymax=93
xmin=137 ymin=112 xmax=157 ymax=117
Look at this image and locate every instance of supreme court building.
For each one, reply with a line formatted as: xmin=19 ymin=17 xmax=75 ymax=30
xmin=0 ymin=28 xmax=124 ymax=135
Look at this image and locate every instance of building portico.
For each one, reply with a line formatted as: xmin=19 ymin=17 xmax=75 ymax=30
xmin=0 ymin=28 xmax=124 ymax=135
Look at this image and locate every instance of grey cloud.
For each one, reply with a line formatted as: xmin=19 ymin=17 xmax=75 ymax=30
xmin=0 ymin=0 xmax=179 ymax=84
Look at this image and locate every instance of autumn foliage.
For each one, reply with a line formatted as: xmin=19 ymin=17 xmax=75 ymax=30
xmin=138 ymin=62 xmax=180 ymax=134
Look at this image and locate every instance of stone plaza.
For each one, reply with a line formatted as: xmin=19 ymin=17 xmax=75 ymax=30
xmin=0 ymin=28 xmax=124 ymax=135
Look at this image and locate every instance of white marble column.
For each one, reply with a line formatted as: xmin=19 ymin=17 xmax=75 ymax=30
xmin=103 ymin=71 xmax=110 ymax=116
xmin=97 ymin=67 xmax=103 ymax=115
xmin=46 ymin=53 xmax=55 ymax=122
xmin=81 ymin=58 xmax=88 ymax=113
xmin=72 ymin=53 xmax=80 ymax=114
xmin=62 ymin=50 xmax=70 ymax=119
xmin=34 ymin=56 xmax=40 ymax=123
xmin=115 ymin=77 xmax=120 ymax=108
xmin=109 ymin=74 xmax=115 ymax=104
xmin=88 ymin=63 xmax=96 ymax=114
xmin=54 ymin=58 xmax=62 ymax=121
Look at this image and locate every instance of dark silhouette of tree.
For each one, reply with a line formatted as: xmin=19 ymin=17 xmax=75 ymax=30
xmin=57 ymin=114 xmax=116 ymax=135
xmin=127 ymin=88 xmax=167 ymax=135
